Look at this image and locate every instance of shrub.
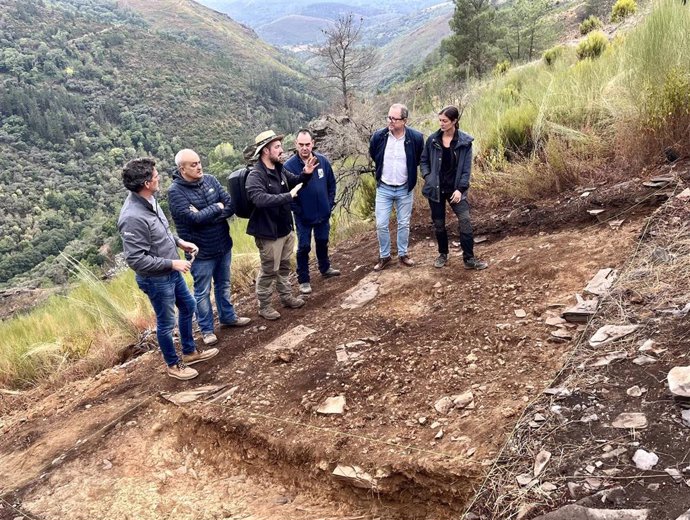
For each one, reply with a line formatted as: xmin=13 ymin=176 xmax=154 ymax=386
xmin=486 ymin=103 xmax=538 ymax=159
xmin=542 ymin=45 xmax=564 ymax=66
xmin=579 ymin=15 xmax=603 ymax=35
xmin=645 ymin=67 xmax=690 ymax=130
xmin=576 ymin=30 xmax=609 ymax=60
xmin=353 ymin=174 xmax=376 ymax=220
xmin=611 ymin=0 xmax=637 ymax=22
xmin=493 ymin=60 xmax=511 ymax=77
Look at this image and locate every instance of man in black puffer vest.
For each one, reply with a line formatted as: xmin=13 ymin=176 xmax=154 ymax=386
xmin=168 ymin=149 xmax=251 ymax=346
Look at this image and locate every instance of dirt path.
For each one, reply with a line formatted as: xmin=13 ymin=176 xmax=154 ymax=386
xmin=0 ymin=197 xmax=651 ymax=520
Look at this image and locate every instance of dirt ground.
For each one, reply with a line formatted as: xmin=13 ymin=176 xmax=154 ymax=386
xmin=1 ymin=163 xmax=689 ymax=520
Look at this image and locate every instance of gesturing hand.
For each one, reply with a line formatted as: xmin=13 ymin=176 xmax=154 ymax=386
xmin=290 ymin=183 xmax=303 ymax=198
xmin=303 ymin=155 xmax=319 ymax=175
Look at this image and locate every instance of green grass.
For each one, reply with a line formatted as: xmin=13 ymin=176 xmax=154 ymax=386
xmin=460 ymin=0 xmax=690 ymax=173
xmin=0 ymin=210 xmax=373 ymax=389
xmin=0 ymin=262 xmax=151 ymax=388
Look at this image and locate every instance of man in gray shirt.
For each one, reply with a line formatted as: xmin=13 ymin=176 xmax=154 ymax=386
xmin=118 ymin=157 xmax=218 ymax=380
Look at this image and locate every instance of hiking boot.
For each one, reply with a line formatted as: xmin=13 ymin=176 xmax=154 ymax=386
xmin=373 ymin=256 xmax=391 ymax=271
xmin=166 ymin=361 xmax=198 ymax=380
xmin=321 ymin=267 xmax=341 ymax=278
xmin=281 ymin=295 xmax=305 ymax=309
xmin=299 ymin=282 xmax=312 ymax=294
xmin=434 ymin=254 xmax=448 ymax=268
xmin=399 ymin=255 xmax=415 ymax=267
xmin=259 ymin=306 xmax=281 ymax=320
xmin=464 ymin=257 xmax=488 ymax=270
xmin=202 ymin=332 xmax=218 ymax=346
xmin=182 ymin=347 xmax=219 ymax=366
xmin=220 ymin=317 xmax=251 ymax=327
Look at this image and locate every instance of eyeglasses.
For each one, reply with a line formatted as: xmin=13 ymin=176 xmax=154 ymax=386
xmin=387 ymin=116 xmax=405 ymax=122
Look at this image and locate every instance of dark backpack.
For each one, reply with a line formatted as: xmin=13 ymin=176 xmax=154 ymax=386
xmin=227 ymin=167 xmax=254 ymax=219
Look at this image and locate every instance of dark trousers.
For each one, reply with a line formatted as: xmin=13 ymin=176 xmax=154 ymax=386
xmin=295 ymin=217 xmax=331 ymax=283
xmin=428 ymin=194 xmax=474 ymax=260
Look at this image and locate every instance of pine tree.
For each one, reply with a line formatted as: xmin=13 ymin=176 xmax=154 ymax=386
xmin=443 ymin=0 xmax=501 ymax=78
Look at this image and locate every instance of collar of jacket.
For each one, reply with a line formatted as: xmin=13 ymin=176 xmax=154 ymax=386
xmin=430 ymin=128 xmax=474 ymax=148
xmin=254 ymin=159 xmax=285 ymax=179
xmin=172 ymin=169 xmax=204 ymax=187
xmin=130 ymin=191 xmax=157 ymax=212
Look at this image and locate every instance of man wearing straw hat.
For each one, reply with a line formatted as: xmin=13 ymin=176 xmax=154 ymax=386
xmin=246 ymin=130 xmax=318 ymax=320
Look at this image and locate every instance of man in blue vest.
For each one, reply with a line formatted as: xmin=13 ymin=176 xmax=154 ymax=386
xmin=368 ymin=103 xmax=424 ymax=271
xmin=284 ymin=129 xmax=340 ymax=295
xmin=168 ymin=149 xmax=251 ymax=347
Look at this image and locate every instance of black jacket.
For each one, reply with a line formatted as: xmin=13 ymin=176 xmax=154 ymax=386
xmin=420 ymin=128 xmax=474 ymax=203
xmin=368 ymin=126 xmax=424 ymax=193
xmin=168 ymin=172 xmax=234 ymax=260
xmin=245 ymin=160 xmax=311 ymax=240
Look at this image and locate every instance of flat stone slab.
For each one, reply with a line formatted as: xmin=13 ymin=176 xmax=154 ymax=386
xmin=533 ymin=505 xmax=649 ymax=519
xmin=332 ymin=465 xmax=377 ymax=489
xmin=341 ymin=277 xmax=380 ymax=309
xmin=163 ymin=384 xmax=227 ymax=405
xmin=563 ymin=294 xmax=599 ymax=323
xmin=584 ymin=268 xmax=617 ymax=296
xmin=612 ymin=412 xmax=647 ymax=429
xmin=264 ymin=325 xmax=317 ymax=352
xmin=589 ymin=324 xmax=639 ymax=348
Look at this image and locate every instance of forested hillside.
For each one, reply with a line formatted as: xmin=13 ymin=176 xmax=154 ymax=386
xmin=0 ymin=0 xmax=325 ymax=289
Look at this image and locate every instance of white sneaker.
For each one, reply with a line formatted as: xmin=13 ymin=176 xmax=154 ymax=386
xmin=202 ymin=333 xmax=218 ymax=346
xmin=299 ymin=282 xmax=312 ymax=294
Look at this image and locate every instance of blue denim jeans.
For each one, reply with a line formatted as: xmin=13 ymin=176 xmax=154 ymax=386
xmin=295 ymin=216 xmax=331 ymax=284
xmin=135 ymin=271 xmax=197 ymax=366
xmin=190 ymin=250 xmax=238 ymax=334
xmin=375 ymin=183 xmax=414 ymax=258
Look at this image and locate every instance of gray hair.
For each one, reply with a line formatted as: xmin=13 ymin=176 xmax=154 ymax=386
xmin=390 ymin=103 xmax=409 ymax=119
xmin=174 ymin=148 xmax=196 ymax=167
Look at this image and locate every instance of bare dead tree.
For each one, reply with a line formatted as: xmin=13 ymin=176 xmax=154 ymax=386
xmin=315 ymin=13 xmax=378 ymax=114
xmin=309 ymin=99 xmax=389 ymax=215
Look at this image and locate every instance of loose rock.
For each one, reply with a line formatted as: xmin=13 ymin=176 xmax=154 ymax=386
xmin=589 ymin=324 xmax=639 ymax=348
xmin=632 ymin=355 xmax=657 ymax=366
xmin=612 ymin=413 xmax=647 ymax=429
xmin=626 ymin=386 xmax=645 ymax=397
xmin=434 ymin=396 xmax=454 ymax=415
xmin=534 ymin=450 xmax=551 ymax=477
xmin=316 ymin=395 xmax=346 ymax=415
xmin=668 ymin=366 xmax=690 ymax=397
xmin=332 ymin=465 xmax=377 ymax=490
xmin=632 ymin=449 xmax=659 ymax=470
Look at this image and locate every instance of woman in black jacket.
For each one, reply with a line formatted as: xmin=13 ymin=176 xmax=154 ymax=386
xmin=420 ymin=106 xmax=488 ymax=270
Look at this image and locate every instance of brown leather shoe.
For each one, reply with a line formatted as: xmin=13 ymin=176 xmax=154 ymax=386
xmin=373 ymin=256 xmax=391 ymax=271
xmin=399 ymin=255 xmax=415 ymax=267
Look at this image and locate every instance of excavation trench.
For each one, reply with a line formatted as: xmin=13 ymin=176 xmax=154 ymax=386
xmin=0 ymin=184 xmax=664 ymax=520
